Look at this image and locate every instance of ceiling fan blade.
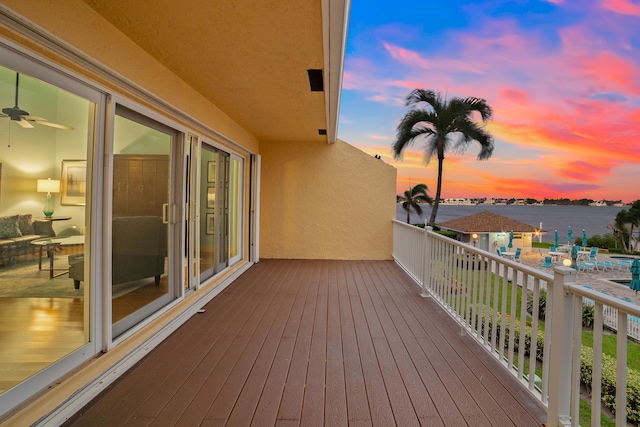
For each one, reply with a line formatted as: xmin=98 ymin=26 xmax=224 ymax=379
xmin=17 ymin=118 xmax=34 ymax=128
xmin=33 ymin=120 xmax=74 ymax=131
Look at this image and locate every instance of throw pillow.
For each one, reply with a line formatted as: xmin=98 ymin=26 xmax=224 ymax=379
xmin=18 ymin=214 xmax=35 ymax=235
xmin=0 ymin=215 xmax=22 ymax=239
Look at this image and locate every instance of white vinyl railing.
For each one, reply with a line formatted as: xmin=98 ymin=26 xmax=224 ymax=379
xmin=582 ymin=300 xmax=640 ymax=342
xmin=392 ymin=220 xmax=640 ymax=427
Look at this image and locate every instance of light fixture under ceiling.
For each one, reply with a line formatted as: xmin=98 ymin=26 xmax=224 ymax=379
xmin=307 ymin=69 xmax=324 ymax=92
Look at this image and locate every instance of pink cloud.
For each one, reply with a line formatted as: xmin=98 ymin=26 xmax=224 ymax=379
xmin=383 ymin=43 xmax=484 ymax=74
xmin=602 ymin=0 xmax=640 ymax=16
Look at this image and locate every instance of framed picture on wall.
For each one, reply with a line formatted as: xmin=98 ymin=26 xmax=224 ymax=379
xmin=207 ymin=161 xmax=215 ymax=183
xmin=207 ymin=187 xmax=215 ymax=209
xmin=205 ymin=213 xmax=215 ymax=235
xmin=61 ymin=160 xmax=87 ymax=206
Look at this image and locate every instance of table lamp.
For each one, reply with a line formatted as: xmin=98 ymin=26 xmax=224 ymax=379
xmin=37 ymin=178 xmax=61 ymax=217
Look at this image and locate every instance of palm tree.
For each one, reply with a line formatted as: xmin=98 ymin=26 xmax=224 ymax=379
xmin=402 ymin=183 xmax=433 ymax=224
xmin=392 ymin=89 xmax=494 ymax=226
xmin=614 ymin=201 xmax=640 ymax=253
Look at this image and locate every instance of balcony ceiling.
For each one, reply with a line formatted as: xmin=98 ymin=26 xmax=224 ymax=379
xmin=81 ymin=0 xmax=333 ymax=143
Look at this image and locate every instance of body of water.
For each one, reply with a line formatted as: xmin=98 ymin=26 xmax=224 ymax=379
xmin=396 ymin=204 xmax=626 ymax=243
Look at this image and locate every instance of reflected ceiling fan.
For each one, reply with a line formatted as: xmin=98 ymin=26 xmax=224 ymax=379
xmin=1 ymin=73 xmax=74 ymax=130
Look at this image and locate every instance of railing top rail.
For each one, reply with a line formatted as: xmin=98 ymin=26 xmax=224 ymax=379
xmin=392 ymin=219 xmax=426 ymax=231
xmin=421 ymin=225 xmax=554 ymax=283
xmin=564 ymin=278 xmax=640 ymax=317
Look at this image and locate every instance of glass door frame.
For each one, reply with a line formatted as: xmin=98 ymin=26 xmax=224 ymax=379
xmin=0 ymin=40 xmax=105 ymax=414
xmin=185 ymin=134 xmax=201 ymax=292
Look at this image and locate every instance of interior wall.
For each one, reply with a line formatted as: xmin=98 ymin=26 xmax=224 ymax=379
xmin=0 ymin=68 xmax=89 ymax=233
xmin=260 ymin=139 xmax=396 ymax=260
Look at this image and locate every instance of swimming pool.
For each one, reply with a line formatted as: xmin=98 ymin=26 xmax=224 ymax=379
xmin=609 ymin=278 xmax=632 ymax=286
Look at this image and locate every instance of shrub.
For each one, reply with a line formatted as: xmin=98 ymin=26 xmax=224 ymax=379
xmin=582 ymin=304 xmax=594 ymax=329
xmin=580 ymin=346 xmax=640 ymax=423
xmin=526 ymin=289 xmax=593 ymax=328
xmin=586 ymin=233 xmax=619 ymax=251
xmin=475 ymin=306 xmax=640 ymax=424
xmin=527 ymin=289 xmax=547 ymax=320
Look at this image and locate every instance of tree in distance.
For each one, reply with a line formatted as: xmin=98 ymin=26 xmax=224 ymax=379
xmin=401 ymin=183 xmax=433 ymax=224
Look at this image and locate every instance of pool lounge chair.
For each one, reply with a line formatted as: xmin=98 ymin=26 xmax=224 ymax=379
xmin=593 ymin=260 xmax=614 ymax=271
xmin=576 ymin=262 xmax=595 ymax=272
xmin=541 ymin=256 xmax=553 ymax=268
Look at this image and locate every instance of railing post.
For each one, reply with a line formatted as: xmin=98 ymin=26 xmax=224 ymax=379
xmin=547 ymin=266 xmax=577 ymax=427
xmin=422 ymin=226 xmax=432 ymax=298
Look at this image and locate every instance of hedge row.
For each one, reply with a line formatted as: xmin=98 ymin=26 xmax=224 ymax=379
xmin=580 ymin=346 xmax=640 ymax=423
xmin=475 ymin=309 xmax=640 ymax=423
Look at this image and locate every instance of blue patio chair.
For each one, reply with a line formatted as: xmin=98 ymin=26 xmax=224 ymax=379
xmin=499 ymin=246 xmax=507 ymax=254
xmin=541 ymin=256 xmax=553 ymax=268
xmin=496 ymin=248 xmax=502 ymax=257
xmin=587 ymin=246 xmax=599 ymax=261
xmin=514 ymin=247 xmax=522 ymax=262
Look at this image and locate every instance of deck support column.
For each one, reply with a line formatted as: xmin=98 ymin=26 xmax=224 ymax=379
xmin=547 ymin=266 xmax=577 ymax=427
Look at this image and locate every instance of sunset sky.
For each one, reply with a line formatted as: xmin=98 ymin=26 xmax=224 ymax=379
xmin=337 ymin=0 xmax=640 ymax=203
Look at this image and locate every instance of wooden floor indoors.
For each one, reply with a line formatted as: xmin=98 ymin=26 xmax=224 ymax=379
xmin=64 ymin=259 xmax=546 ymax=426
xmin=0 ymin=278 xmax=168 ymax=393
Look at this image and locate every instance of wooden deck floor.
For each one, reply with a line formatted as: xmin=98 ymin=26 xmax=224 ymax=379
xmin=64 ymin=259 xmax=546 ymax=426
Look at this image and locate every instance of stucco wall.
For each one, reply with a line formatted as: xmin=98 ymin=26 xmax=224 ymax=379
xmin=260 ymin=139 xmax=396 ymax=260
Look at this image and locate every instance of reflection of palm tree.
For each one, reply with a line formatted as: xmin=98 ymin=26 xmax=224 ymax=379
xmin=402 ymin=184 xmax=432 ymax=224
xmin=393 ymin=89 xmax=494 ymax=226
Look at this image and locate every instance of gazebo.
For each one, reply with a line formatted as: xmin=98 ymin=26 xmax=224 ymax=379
xmin=438 ymin=211 xmax=542 ymax=254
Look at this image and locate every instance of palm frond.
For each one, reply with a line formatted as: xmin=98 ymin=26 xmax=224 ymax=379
xmin=393 ymin=110 xmax=438 ymax=159
xmin=452 ymin=120 xmax=494 ymax=159
xmin=405 ymin=89 xmax=439 ymax=109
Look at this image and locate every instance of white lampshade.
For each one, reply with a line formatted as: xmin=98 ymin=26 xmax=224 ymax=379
xmin=37 ymin=178 xmax=61 ymax=193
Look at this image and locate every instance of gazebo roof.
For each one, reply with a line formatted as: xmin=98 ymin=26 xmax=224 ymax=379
xmin=438 ymin=211 xmax=540 ymax=234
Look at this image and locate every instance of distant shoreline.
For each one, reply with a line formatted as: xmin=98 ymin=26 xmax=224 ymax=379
xmin=396 ymin=204 xmax=625 ymax=244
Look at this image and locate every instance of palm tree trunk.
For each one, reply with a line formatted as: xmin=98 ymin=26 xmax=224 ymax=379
xmin=429 ymin=154 xmax=444 ymax=227
xmin=407 ymin=209 xmax=410 ymax=224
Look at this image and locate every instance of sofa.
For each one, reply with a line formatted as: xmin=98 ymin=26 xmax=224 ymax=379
xmin=0 ymin=214 xmax=56 ymax=266
xmin=68 ymin=216 xmax=167 ymax=289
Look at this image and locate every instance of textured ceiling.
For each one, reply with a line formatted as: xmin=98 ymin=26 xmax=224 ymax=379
xmin=81 ymin=0 xmax=329 ymax=143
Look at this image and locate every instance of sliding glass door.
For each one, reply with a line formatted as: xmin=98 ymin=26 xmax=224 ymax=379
xmin=198 ymin=144 xmax=243 ymax=282
xmin=111 ymin=106 xmax=178 ymax=338
xmin=0 ymin=54 xmax=99 ymax=401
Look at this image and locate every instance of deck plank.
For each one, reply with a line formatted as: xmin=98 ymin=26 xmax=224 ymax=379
xmin=64 ymin=260 xmax=546 ymax=427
